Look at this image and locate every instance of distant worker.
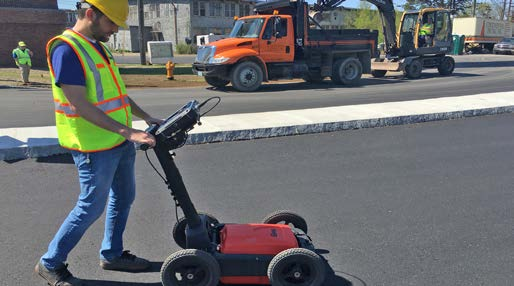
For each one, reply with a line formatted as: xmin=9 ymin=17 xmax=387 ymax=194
xmin=419 ymin=17 xmax=434 ymax=47
xmin=12 ymin=41 xmax=33 ymax=85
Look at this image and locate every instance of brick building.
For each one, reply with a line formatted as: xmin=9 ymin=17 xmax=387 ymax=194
xmin=0 ymin=0 xmax=66 ymax=68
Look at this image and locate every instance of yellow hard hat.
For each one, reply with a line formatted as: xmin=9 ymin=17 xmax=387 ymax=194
xmin=85 ymin=0 xmax=128 ymax=28
xmin=18 ymin=41 xmax=27 ymax=47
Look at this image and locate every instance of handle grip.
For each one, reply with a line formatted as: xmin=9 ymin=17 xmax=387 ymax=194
xmin=140 ymin=124 xmax=160 ymax=151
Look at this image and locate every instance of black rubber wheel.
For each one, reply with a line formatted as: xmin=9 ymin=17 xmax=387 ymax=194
xmin=437 ymin=56 xmax=455 ymax=76
xmin=172 ymin=213 xmax=218 ymax=249
xmin=404 ymin=59 xmax=422 ymax=79
xmin=204 ymin=76 xmax=230 ymax=88
xmin=161 ymin=249 xmax=220 ymax=286
xmin=262 ymin=210 xmax=308 ymax=234
xmin=371 ymin=70 xmax=387 ymax=78
xmin=331 ymin=57 xmax=362 ymax=85
xmin=230 ymin=61 xmax=263 ymax=92
xmin=302 ymin=72 xmax=324 ymax=83
xmin=267 ymin=248 xmax=326 ymax=286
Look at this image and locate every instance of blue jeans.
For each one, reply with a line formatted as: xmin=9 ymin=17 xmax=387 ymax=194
xmin=41 ymin=140 xmax=136 ymax=270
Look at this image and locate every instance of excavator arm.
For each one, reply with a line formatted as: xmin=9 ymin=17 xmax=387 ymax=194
xmin=315 ymin=0 xmax=398 ymax=56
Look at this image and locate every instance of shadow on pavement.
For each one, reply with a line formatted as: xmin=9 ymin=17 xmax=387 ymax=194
xmin=36 ymin=153 xmax=74 ymax=164
xmin=82 ymin=258 xmax=360 ymax=286
xmin=82 ymin=281 xmax=161 ymax=286
xmin=205 ymin=71 xmax=480 ymax=93
xmin=456 ymin=60 xmax=514 ymax=68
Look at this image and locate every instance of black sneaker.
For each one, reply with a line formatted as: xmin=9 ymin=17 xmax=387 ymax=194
xmin=35 ymin=262 xmax=83 ymax=286
xmin=100 ymin=250 xmax=150 ymax=272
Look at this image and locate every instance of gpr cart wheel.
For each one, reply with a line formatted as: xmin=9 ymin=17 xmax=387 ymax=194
xmin=262 ymin=210 xmax=308 ymax=234
xmin=161 ymin=249 xmax=220 ymax=286
xmin=267 ymin=248 xmax=326 ymax=286
xmin=172 ymin=213 xmax=219 ymax=249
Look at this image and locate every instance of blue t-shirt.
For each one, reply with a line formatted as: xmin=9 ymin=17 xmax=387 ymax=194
xmin=50 ymin=40 xmax=109 ymax=87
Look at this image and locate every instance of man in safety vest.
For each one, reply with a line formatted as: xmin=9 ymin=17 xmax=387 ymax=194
xmin=12 ymin=41 xmax=33 ymax=85
xmin=35 ymin=1 xmax=162 ymax=285
xmin=419 ymin=17 xmax=434 ymax=47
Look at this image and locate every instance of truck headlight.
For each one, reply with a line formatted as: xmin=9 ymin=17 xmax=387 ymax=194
xmin=208 ymin=56 xmax=230 ymax=64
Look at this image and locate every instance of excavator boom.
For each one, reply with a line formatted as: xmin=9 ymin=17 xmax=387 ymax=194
xmin=316 ymin=0 xmax=398 ymax=55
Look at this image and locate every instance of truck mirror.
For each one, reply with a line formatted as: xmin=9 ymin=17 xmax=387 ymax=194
xmin=273 ymin=17 xmax=282 ymax=38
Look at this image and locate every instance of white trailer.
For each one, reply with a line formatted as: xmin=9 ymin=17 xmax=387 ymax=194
xmin=452 ymin=17 xmax=512 ymax=53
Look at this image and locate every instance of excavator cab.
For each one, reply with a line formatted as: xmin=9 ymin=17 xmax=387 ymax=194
xmin=398 ymin=8 xmax=453 ymax=55
xmin=371 ymin=6 xmax=455 ymax=79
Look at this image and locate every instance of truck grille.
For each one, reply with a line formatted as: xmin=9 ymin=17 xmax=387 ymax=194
xmin=195 ymin=46 xmax=216 ymax=63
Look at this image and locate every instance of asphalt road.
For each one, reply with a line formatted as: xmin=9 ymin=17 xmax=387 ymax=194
xmin=0 ymin=54 xmax=513 ymax=128
xmin=2 ymin=113 xmax=513 ymax=285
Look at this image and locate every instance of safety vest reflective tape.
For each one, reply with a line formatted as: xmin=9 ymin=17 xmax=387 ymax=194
xmin=46 ymin=29 xmax=131 ymax=152
xmin=54 ymin=95 xmax=128 ymax=117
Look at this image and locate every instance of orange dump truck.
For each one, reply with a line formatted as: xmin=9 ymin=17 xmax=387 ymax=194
xmin=192 ymin=0 xmax=378 ymax=92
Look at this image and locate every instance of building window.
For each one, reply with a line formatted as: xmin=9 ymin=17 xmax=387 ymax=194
xmin=193 ymin=1 xmax=199 ymax=16
xmin=156 ymin=4 xmax=160 ymax=18
xmin=225 ymin=3 xmax=235 ymax=17
xmin=209 ymin=2 xmax=221 ymax=17
xmin=239 ymin=4 xmax=250 ymax=16
xmin=200 ymin=1 xmax=206 ymax=16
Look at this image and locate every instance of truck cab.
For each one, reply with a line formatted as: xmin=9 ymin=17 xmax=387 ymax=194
xmin=193 ymin=0 xmax=378 ymax=92
xmin=193 ymin=14 xmax=295 ymax=91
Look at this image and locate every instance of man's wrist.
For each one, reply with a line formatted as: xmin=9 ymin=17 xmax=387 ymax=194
xmin=118 ymin=127 xmax=132 ymax=139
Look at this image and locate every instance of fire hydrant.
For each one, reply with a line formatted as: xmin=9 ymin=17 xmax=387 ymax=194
xmin=166 ymin=60 xmax=175 ymax=80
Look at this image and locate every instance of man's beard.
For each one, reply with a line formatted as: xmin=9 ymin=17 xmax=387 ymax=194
xmin=91 ymin=18 xmax=110 ymax=42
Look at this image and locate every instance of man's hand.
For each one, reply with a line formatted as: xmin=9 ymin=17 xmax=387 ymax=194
xmin=122 ymin=128 xmax=156 ymax=147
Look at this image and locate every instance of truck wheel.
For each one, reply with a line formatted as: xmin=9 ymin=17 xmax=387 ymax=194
xmin=371 ymin=70 xmax=387 ymax=78
xmin=437 ymin=56 xmax=455 ymax=76
xmin=205 ymin=76 xmax=230 ymax=88
xmin=230 ymin=61 xmax=263 ymax=92
xmin=331 ymin=57 xmax=362 ymax=85
xmin=267 ymin=248 xmax=326 ymax=286
xmin=403 ymin=59 xmax=422 ymax=79
xmin=161 ymin=249 xmax=220 ymax=286
xmin=262 ymin=210 xmax=308 ymax=234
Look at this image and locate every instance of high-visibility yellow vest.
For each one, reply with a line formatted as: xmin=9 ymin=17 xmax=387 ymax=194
xmin=46 ymin=29 xmax=132 ymax=152
xmin=13 ymin=48 xmax=32 ymax=66
xmin=420 ymin=23 xmax=433 ymax=36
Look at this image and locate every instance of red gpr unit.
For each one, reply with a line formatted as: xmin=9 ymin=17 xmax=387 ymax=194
xmin=142 ymin=99 xmax=327 ymax=286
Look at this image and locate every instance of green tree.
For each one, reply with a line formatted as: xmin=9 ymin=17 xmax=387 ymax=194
xmin=402 ymin=0 xmax=472 ymax=13
xmin=350 ymin=3 xmax=403 ymax=44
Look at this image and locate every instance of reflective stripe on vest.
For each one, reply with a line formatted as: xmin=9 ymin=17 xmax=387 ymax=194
xmin=54 ymin=95 xmax=128 ymax=117
xmin=46 ymin=29 xmax=131 ymax=152
xmin=61 ymin=34 xmax=105 ymax=101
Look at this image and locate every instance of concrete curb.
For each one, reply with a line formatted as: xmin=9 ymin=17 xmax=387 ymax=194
xmin=1 ymin=91 xmax=514 ymax=161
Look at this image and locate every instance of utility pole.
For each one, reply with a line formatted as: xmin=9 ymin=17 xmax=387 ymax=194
xmin=138 ymin=0 xmax=146 ymax=65
xmin=502 ymin=0 xmax=507 ymax=20
xmin=171 ymin=1 xmax=179 ymax=48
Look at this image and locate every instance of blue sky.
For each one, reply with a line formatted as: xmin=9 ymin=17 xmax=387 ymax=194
xmin=57 ymin=0 xmax=367 ymax=10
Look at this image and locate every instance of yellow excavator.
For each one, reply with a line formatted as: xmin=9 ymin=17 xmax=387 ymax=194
xmin=315 ymin=0 xmax=455 ymax=79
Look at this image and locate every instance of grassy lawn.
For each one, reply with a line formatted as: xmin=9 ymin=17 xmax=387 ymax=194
xmin=0 ymin=63 xmax=207 ymax=89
